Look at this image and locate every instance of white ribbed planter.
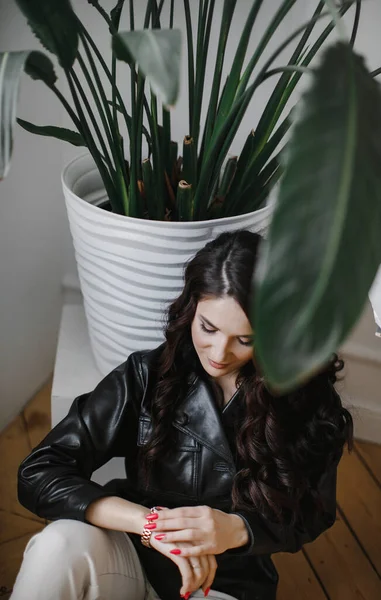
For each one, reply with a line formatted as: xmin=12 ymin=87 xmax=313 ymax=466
xmin=62 ymin=153 xmax=273 ymax=376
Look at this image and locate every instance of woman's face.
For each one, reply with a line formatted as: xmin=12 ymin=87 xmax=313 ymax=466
xmin=191 ymin=295 xmax=254 ymax=380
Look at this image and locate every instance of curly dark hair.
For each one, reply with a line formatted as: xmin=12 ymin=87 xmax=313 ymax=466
xmin=140 ymin=230 xmax=353 ymax=525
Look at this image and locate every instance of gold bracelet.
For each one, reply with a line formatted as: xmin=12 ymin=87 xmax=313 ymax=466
xmin=141 ymin=506 xmax=162 ymax=548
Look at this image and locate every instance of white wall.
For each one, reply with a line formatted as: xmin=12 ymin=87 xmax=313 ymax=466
xmin=0 ymin=0 xmax=67 ymax=431
xmin=1 ymin=0 xmax=381 ymax=432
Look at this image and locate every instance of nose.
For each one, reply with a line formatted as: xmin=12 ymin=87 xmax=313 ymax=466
xmin=212 ymin=336 xmax=230 ymax=363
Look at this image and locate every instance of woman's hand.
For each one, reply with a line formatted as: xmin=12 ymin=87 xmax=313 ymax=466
xmin=151 ymin=505 xmax=249 ymax=557
xmin=149 ymin=536 xmax=216 ymax=598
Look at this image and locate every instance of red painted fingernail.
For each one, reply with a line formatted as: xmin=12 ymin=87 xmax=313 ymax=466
xmin=144 ymin=523 xmax=157 ymax=530
xmin=154 ymin=534 xmax=166 ymax=540
xmin=170 ymin=548 xmax=182 ymax=555
xmin=184 ymin=593 xmax=191 ymax=600
xmin=145 ymin=513 xmax=159 ymax=520
xmin=204 ymin=587 xmax=210 ymax=597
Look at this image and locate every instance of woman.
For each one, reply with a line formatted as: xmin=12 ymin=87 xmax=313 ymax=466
xmin=13 ymin=230 xmax=353 ymax=600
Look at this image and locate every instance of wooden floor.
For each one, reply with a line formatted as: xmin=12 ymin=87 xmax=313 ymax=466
xmin=0 ymin=379 xmax=381 ymax=599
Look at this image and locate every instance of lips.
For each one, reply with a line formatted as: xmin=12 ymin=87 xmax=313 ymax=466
xmin=208 ymin=358 xmax=228 ymax=369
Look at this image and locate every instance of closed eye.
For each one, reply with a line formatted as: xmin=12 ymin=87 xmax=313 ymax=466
xmin=200 ymin=321 xmax=253 ymax=346
xmin=200 ymin=322 xmax=216 ymax=334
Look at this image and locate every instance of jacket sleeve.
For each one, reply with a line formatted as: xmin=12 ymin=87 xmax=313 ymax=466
xmin=18 ymin=352 xmax=144 ymax=523
xmin=230 ymin=450 xmax=342 ymax=556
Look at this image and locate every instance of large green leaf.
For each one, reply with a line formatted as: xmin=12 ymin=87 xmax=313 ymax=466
xmin=0 ymin=50 xmax=51 ymax=179
xmin=15 ymin=0 xmax=79 ymax=68
xmin=113 ymin=29 xmax=182 ymax=107
xmin=17 ymin=118 xmax=85 ymax=147
xmin=254 ymin=42 xmax=381 ymax=392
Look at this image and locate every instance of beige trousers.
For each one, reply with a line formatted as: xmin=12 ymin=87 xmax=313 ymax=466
xmin=10 ymin=520 xmax=237 ymax=600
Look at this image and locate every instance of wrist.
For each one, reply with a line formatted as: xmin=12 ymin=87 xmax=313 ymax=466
xmin=131 ymin=505 xmax=149 ymax=535
xmin=84 ymin=496 xmax=149 ymax=535
xmin=229 ymin=513 xmax=250 ymax=549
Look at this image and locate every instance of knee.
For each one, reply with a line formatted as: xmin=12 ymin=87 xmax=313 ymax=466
xmin=26 ymin=519 xmax=94 ymax=559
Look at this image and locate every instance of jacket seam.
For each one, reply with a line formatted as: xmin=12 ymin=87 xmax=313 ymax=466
xmin=173 ymin=423 xmax=232 ymax=463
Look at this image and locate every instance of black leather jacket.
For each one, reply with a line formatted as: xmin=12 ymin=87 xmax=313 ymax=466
xmin=18 ymin=345 xmax=341 ymax=600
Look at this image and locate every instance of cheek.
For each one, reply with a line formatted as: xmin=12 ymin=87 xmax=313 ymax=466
xmin=191 ymin=322 xmax=210 ymax=349
xmin=236 ymin=346 xmax=254 ymax=364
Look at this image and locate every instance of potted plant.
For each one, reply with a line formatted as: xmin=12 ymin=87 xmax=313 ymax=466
xmin=2 ymin=0 xmax=381 ymax=393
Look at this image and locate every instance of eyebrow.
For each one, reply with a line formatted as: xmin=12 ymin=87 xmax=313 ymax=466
xmin=200 ymin=315 xmax=254 ymax=339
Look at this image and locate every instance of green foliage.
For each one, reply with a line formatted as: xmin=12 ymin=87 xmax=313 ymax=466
xmin=1 ymin=0 xmax=359 ymax=223
xmin=254 ymin=43 xmax=381 ymax=390
xmin=0 ymin=51 xmax=39 ymax=178
xmin=113 ymin=29 xmax=181 ymax=107
xmin=1 ymin=0 xmax=357 ymax=221
xmin=17 ymin=119 xmax=86 ymax=146
xmin=2 ymin=0 xmax=381 ymax=389
xmin=15 ymin=0 xmax=79 ymax=68
xmin=24 ymin=52 xmax=57 ymax=86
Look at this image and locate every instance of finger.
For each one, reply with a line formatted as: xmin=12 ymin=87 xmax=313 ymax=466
xmin=179 ymin=542 xmax=209 ymax=595
xmin=154 ymin=506 xmax=204 ymax=521
xmin=154 ymin=529 xmax=198 ymax=544
xmin=196 ymin=554 xmax=210 ymax=589
xmin=174 ymin=544 xmax=210 ymax=557
xmin=187 ymin=554 xmax=209 ymax=595
xmin=154 ymin=517 xmax=203 ymax=532
xmin=176 ymin=557 xmax=196 ymax=598
xmin=202 ymin=555 xmax=218 ymax=594
xmin=150 ymin=538 xmax=197 ymax=596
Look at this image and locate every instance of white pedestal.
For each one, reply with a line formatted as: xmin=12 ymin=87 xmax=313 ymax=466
xmin=52 ymin=304 xmax=125 ymax=485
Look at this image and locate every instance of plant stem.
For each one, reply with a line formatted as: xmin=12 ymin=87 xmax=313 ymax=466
xmin=236 ymin=0 xmax=297 ymax=99
xmin=112 ymin=61 xmax=118 ymax=149
xmin=323 ymin=0 xmax=347 ymax=42
xmin=135 ymin=74 xmax=146 ymax=180
xmin=150 ymin=94 xmax=166 ymax=219
xmin=129 ymin=0 xmax=135 ymax=30
xmin=194 ymin=9 xmax=335 ymax=219
xmin=76 ymin=51 xmax=117 ymax=162
xmin=371 ymin=67 xmax=381 ymax=78
xmin=350 ymin=0 xmax=361 ymax=48
xmin=111 ymin=0 xmax=124 ymax=137
xmin=65 ymin=70 xmax=122 ymax=213
xmin=130 ymin=62 xmax=138 ymax=216
xmin=253 ymin=2 xmax=351 ymax=159
xmin=265 ymin=65 xmax=312 ymax=78
xmin=212 ymin=0 xmax=264 ymax=137
xmin=202 ymin=0 xmax=237 ymax=155
xmin=80 ymin=25 xmax=131 ymax=137
xmin=183 ymin=0 xmax=195 ymax=135
xmin=49 ymin=84 xmax=82 ymax=131
xmin=162 ymin=106 xmax=172 ymax=177
xmin=194 ymin=0 xmax=215 ymax=154
xmin=78 ymin=37 xmax=129 ymax=213
xmin=69 ymin=67 xmax=114 ymax=172
xmin=88 ymin=0 xmax=113 ymax=28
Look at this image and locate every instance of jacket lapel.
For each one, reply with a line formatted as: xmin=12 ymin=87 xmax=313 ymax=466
xmin=174 ymin=376 xmax=238 ymax=468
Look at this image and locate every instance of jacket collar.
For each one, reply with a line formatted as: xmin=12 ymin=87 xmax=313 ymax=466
xmin=140 ymin=344 xmax=242 ymax=468
xmin=174 ymin=375 xmax=241 ymax=468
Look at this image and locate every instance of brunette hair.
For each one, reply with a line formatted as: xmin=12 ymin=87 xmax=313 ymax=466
xmin=141 ymin=230 xmax=353 ymax=524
